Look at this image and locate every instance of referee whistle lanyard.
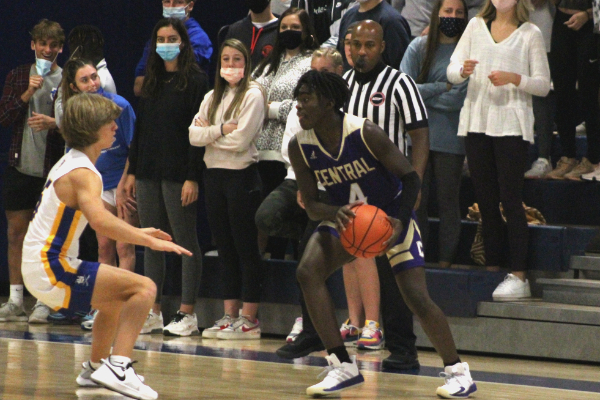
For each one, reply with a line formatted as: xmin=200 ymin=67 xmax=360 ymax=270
xmin=251 ymin=26 xmax=263 ymax=55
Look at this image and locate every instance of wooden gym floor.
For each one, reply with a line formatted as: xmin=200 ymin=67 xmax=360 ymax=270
xmin=0 ymin=299 xmax=598 ymax=399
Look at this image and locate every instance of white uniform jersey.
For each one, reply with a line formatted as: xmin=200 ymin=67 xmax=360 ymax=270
xmin=23 ymin=149 xmax=102 ymax=264
xmin=22 ymin=149 xmax=102 ymax=311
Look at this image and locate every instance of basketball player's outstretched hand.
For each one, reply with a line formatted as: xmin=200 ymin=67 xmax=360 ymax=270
xmin=141 ymin=228 xmax=172 ymax=242
xmin=149 ymin=238 xmax=192 ymax=256
xmin=335 ymin=201 xmax=363 ymax=232
xmin=380 ymin=217 xmax=402 ymax=255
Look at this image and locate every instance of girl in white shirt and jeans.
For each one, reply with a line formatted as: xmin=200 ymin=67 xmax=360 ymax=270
xmin=447 ymin=0 xmax=550 ymax=300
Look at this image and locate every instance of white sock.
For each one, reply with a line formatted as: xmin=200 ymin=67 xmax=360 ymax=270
xmin=109 ymin=355 xmax=131 ymax=367
xmin=89 ymin=360 xmax=102 ymax=370
xmin=9 ymin=285 xmax=24 ymax=306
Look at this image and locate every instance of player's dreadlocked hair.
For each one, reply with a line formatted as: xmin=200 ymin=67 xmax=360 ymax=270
xmin=293 ymin=70 xmax=350 ymax=111
xmin=68 ymin=25 xmax=105 ymax=65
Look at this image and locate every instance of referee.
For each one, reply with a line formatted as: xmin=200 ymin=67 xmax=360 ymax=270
xmin=343 ymin=19 xmax=430 ymax=371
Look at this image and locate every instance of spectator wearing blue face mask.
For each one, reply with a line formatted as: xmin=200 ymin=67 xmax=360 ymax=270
xmin=133 ymin=0 xmax=213 ymax=97
xmin=0 ymin=19 xmax=66 ymax=325
xmin=125 ymin=18 xmax=209 ymax=337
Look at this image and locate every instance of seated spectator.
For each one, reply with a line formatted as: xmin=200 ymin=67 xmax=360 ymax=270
xmin=291 ymin=0 xmax=359 ymax=46
xmin=124 ymin=18 xmax=208 ymax=336
xmin=337 ymin=0 xmax=411 ymax=69
xmin=190 ymin=39 xmax=266 ymax=340
xmin=400 ymin=0 xmax=469 ymax=268
xmin=253 ymin=7 xmax=319 ymax=256
xmin=224 ymin=0 xmax=279 ymax=70
xmin=133 ymin=0 xmax=212 ymax=96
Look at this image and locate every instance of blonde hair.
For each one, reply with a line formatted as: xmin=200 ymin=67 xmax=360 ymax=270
xmin=478 ymin=0 xmax=532 ymax=24
xmin=312 ymin=47 xmax=343 ymax=70
xmin=62 ymin=93 xmax=121 ymax=149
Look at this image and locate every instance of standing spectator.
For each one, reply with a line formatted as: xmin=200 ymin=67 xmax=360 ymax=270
xmin=253 ymin=7 xmax=319 ymax=255
xmin=400 ymin=0 xmax=469 ymax=268
xmin=133 ymin=0 xmax=213 ymax=96
xmin=67 ymin=25 xmax=117 ymax=94
xmin=392 ymin=0 xmax=486 ymax=36
xmin=337 ymin=0 xmax=411 ymax=69
xmin=447 ymin=0 xmax=550 ymax=300
xmin=190 ymin=39 xmax=266 ymax=340
xmin=344 ymin=20 xmax=429 ymax=369
xmin=224 ymin=0 xmax=279 ymax=70
xmin=291 ymin=1 xmax=359 ymax=46
xmin=124 ymin=18 xmax=208 ymax=336
xmin=0 ymin=19 xmax=66 ymax=324
xmin=524 ymin=0 xmax=556 ymax=179
xmin=55 ymin=59 xmax=137 ymax=330
xmin=546 ymin=0 xmax=600 ymax=180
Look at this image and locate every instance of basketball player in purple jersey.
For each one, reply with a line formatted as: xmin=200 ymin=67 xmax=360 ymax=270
xmin=288 ymin=70 xmax=476 ymax=398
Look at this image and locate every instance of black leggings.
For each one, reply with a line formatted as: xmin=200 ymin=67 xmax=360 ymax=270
xmin=204 ymin=165 xmax=264 ymax=303
xmin=465 ymin=133 xmax=529 ymax=271
xmin=550 ymin=10 xmax=600 ymax=162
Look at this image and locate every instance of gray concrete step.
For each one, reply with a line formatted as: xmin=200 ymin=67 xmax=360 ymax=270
xmin=478 ymin=300 xmax=600 ymax=325
xmin=570 ymin=255 xmax=600 ymax=272
xmin=538 ymin=278 xmax=600 ymax=307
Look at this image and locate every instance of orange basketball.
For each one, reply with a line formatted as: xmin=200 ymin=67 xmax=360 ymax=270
xmin=340 ymin=204 xmax=393 ymax=258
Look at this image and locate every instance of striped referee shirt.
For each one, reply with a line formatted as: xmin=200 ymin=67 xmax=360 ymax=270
xmin=344 ymin=62 xmax=428 ymax=154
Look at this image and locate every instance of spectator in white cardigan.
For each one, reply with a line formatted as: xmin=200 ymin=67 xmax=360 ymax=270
xmin=447 ymin=0 xmax=550 ymax=301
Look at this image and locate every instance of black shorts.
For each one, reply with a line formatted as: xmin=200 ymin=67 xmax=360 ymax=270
xmin=2 ymin=167 xmax=46 ymax=211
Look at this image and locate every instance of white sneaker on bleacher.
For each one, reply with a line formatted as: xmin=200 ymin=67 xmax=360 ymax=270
xmin=306 ymin=354 xmax=364 ymax=396
xmin=492 ymin=274 xmax=531 ymax=301
xmin=436 ymin=362 xmax=477 ymax=398
xmin=582 ymin=164 xmax=600 ymax=182
xmin=524 ymin=158 xmax=551 ymax=179
xmin=286 ymin=317 xmax=303 ymax=343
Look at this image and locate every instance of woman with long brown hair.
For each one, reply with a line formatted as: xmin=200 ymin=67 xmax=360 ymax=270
xmin=124 ymin=17 xmax=208 ymax=337
xmin=400 ymin=0 xmax=469 ymax=268
xmin=253 ymin=7 xmax=319 ymax=256
xmin=189 ymin=38 xmax=266 ymax=339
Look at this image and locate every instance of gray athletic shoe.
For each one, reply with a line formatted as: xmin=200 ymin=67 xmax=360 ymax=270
xmin=28 ymin=300 xmax=51 ymax=324
xmin=0 ymin=301 xmax=27 ymax=322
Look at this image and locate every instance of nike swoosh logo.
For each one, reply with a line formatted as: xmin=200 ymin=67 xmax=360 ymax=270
xmin=591 ymin=59 xmax=599 ymax=64
xmin=241 ymin=325 xmax=258 ymax=333
xmin=106 ymin=363 xmax=126 ymax=382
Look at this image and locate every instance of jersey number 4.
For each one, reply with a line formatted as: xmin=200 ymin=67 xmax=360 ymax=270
xmin=349 ymin=183 xmax=367 ymax=203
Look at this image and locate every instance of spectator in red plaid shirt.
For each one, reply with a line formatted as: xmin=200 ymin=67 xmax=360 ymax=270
xmin=0 ymin=19 xmax=65 ymax=324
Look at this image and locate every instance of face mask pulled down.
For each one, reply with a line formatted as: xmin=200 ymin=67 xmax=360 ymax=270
xmin=34 ymin=50 xmax=59 ymax=77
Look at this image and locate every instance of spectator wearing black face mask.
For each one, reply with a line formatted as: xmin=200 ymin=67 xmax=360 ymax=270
xmin=223 ymin=0 xmax=280 ymax=70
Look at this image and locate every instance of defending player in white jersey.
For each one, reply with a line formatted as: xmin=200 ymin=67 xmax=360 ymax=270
xmin=22 ymin=93 xmax=191 ymax=400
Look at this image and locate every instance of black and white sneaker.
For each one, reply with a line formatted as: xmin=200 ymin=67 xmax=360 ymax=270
xmin=90 ymin=357 xmax=157 ymax=400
